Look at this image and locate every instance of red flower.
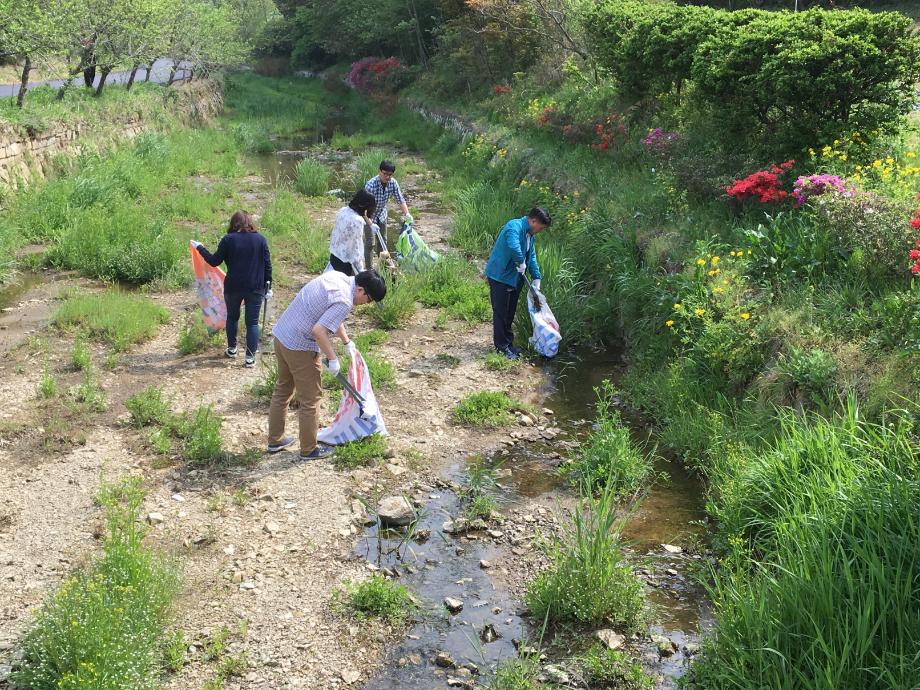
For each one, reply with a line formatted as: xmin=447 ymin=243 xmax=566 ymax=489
xmin=912 ymin=264 xmax=920 ymax=274
xmin=911 ymin=250 xmax=920 ymax=260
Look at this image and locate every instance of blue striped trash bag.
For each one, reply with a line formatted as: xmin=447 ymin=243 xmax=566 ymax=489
xmin=527 ymin=287 xmax=561 ymax=358
xmin=394 ymin=220 xmax=439 ymax=272
xmin=318 ymin=349 xmax=388 ymax=445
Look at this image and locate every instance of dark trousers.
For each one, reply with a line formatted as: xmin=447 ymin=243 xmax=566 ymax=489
xmin=329 ymin=253 xmax=356 ymax=276
xmin=488 ymin=278 xmax=521 ymax=352
xmin=225 ymin=290 xmax=263 ymax=357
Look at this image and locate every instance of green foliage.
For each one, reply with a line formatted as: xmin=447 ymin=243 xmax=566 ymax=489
xmin=344 ymin=575 xmax=414 ymax=623
xmin=174 ymin=406 xmax=224 ymax=466
xmin=73 ymin=369 xmax=107 ymax=412
xmin=487 ymin=657 xmax=541 ymax=690
xmin=694 ymin=406 xmax=920 ymax=690
xmin=526 ymin=482 xmax=645 ymax=629
xmin=333 ymin=433 xmax=389 ymax=469
xmin=38 ymin=366 xmax=57 ymax=400
xmin=10 ymin=477 xmax=179 ymax=690
xmin=294 ymin=158 xmax=330 ymax=196
xmin=370 ymin=270 xmax=418 ymax=330
xmin=777 ymin=346 xmax=839 ymax=407
xmin=249 ymin=355 xmax=278 ymax=400
xmin=562 ymin=382 xmax=653 ymax=500
xmin=53 ymin=291 xmax=169 ymax=352
xmin=71 ymin=336 xmax=91 ymax=371
xmin=162 ymin=629 xmax=188 ymax=673
xmin=125 ymin=386 xmax=171 ymax=428
xmin=260 ymin=189 xmax=329 ymax=273
xmin=578 ymin=644 xmax=653 ymax=689
xmin=484 ymin=351 xmax=521 ymax=371
xmin=415 ymin=257 xmax=491 ymax=323
xmin=236 ymin=122 xmax=274 ymax=153
xmin=451 ymin=391 xmax=522 ymax=427
xmin=178 ymin=312 xmax=221 ymax=355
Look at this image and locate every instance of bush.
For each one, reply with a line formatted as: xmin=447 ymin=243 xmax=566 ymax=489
xmin=53 ymin=291 xmax=170 ymax=351
xmin=451 ymin=391 xmax=522 ymax=427
xmin=178 ymin=312 xmax=221 ymax=355
xmin=344 ymin=575 xmax=414 ymax=623
xmin=125 ymin=386 xmax=171 ymax=428
xmin=294 ymin=159 xmax=330 ymax=196
xmin=174 ymin=406 xmax=224 ymax=466
xmin=11 ymin=477 xmax=179 ymax=690
xmin=777 ymin=346 xmax=838 ymax=407
xmin=562 ymin=382 xmax=653 ymax=500
xmin=235 ymin=122 xmax=273 ymax=153
xmin=416 ymin=257 xmax=491 ymax=323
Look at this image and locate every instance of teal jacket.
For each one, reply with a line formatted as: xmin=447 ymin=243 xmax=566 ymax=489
xmin=484 ymin=216 xmax=542 ymax=288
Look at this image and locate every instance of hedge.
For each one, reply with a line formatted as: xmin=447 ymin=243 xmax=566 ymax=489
xmin=582 ymin=2 xmax=920 ymax=152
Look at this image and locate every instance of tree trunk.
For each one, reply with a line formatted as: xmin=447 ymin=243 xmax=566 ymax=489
xmin=126 ymin=63 xmax=139 ymax=91
xmin=16 ymin=56 xmax=31 ymax=109
xmin=167 ymin=61 xmax=178 ymax=86
xmin=145 ymin=62 xmax=154 ymax=82
xmin=94 ymin=66 xmax=111 ymax=96
xmin=405 ymin=0 xmax=429 ymax=67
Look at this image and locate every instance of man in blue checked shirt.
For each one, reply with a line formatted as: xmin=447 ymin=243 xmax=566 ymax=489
xmin=365 ymin=159 xmax=412 ymax=256
xmin=484 ymin=207 xmax=551 ymax=360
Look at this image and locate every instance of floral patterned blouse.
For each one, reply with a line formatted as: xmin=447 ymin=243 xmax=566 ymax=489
xmin=329 ymin=206 xmax=367 ymax=272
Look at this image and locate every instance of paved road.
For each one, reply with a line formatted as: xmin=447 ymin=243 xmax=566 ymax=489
xmin=0 ymin=58 xmax=191 ymax=99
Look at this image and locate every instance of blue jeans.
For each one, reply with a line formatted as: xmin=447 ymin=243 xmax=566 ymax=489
xmin=225 ymin=290 xmax=263 ymax=357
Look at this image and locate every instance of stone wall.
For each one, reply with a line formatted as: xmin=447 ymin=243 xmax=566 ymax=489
xmin=0 ymin=79 xmax=223 ymax=191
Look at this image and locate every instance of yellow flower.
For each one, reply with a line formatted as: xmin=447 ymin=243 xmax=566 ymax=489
xmin=907 ymin=151 xmax=916 ymax=159
xmin=885 ymin=157 xmax=894 ymax=165
xmin=872 ymin=159 xmax=882 ymax=168
xmin=711 ymin=256 xmax=720 ymax=265
xmin=821 ymin=145 xmax=832 ymax=156
xmin=747 ymin=250 xmax=752 ymax=255
xmin=839 ymin=153 xmax=847 ymax=161
xmin=808 ymin=148 xmax=816 ymax=157
xmin=695 ymin=308 xmax=706 ymax=317
xmin=713 ymin=287 xmax=724 ymax=294
xmin=729 ymin=250 xmax=736 ymax=257
xmin=696 ymin=258 xmax=706 ymax=266
xmin=665 ymin=320 xmax=674 ymax=327
xmin=673 ymin=303 xmax=682 ymax=310
xmin=740 ymin=312 xmax=751 ymax=320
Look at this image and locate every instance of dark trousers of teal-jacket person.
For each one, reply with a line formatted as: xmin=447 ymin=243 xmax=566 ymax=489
xmin=484 ymin=210 xmax=549 ymax=356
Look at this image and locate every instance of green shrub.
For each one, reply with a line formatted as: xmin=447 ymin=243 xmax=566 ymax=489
xmin=526 ymin=483 xmax=645 ymax=629
xmin=53 ymin=291 xmax=170 ymax=351
xmin=415 ymin=257 xmax=491 ymax=323
xmin=71 ymin=336 xmax=91 ymax=371
xmin=333 ymin=433 xmax=389 ymax=469
xmin=236 ymin=122 xmax=274 ymax=153
xmin=38 ymin=367 xmax=57 ymax=400
xmin=178 ymin=312 xmax=221 ymax=355
xmin=370 ymin=270 xmax=418 ymax=330
xmin=73 ymin=369 xmax=106 ymax=412
xmin=451 ymin=391 xmax=521 ymax=427
xmin=777 ymin=346 xmax=838 ymax=407
xmin=125 ymin=386 xmax=171 ymax=428
xmin=484 ymin=350 xmax=520 ymax=370
xmin=562 ymin=382 xmax=653 ymax=500
xmin=294 ymin=159 xmax=330 ymax=196
xmin=10 ymin=477 xmax=179 ymax=690
xmin=345 ymin=575 xmax=414 ymax=623
xmin=173 ymin=407 xmax=224 ymax=466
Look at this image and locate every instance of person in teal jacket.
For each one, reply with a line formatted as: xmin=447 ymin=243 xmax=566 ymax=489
xmin=484 ymin=207 xmax=551 ymax=359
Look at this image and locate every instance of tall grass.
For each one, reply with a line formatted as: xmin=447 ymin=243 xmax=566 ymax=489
xmin=11 ymin=477 xmax=179 ymax=689
xmin=692 ymin=404 xmax=920 ymax=690
xmin=294 ymin=159 xmax=330 ymax=196
xmin=260 ymin=189 xmax=329 ymax=273
xmin=53 ymin=291 xmax=170 ymax=351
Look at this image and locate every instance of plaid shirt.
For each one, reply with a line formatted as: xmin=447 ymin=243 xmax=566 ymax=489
xmin=272 ymin=272 xmax=355 ymax=352
xmin=365 ymin=176 xmax=406 ymax=224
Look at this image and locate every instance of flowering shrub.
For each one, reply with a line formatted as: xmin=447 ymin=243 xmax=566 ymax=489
xmin=726 ymin=161 xmax=795 ymax=203
xmin=493 ymin=83 xmax=510 ymax=95
xmin=808 ymin=133 xmax=920 ymax=201
xmin=792 ymin=174 xmax=850 ymax=207
xmin=910 ymin=196 xmax=920 ymax=274
xmin=346 ymin=57 xmax=406 ymax=95
xmin=642 ymin=128 xmax=681 ymax=152
xmin=593 ymin=113 xmax=628 ymax=152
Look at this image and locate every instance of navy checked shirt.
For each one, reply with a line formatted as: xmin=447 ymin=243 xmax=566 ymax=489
xmin=365 ymin=175 xmax=406 ymax=224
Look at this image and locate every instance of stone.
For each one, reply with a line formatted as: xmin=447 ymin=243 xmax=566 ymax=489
xmin=341 ymin=669 xmax=361 ymax=684
xmin=542 ymin=664 xmax=570 ymax=684
xmin=172 ymin=494 xmax=185 ymax=502
xmin=377 ymin=496 xmax=415 ymax=526
xmin=479 ymin=623 xmax=501 ymax=643
xmin=444 ymin=597 xmax=464 ymax=614
xmin=386 ymin=463 xmax=407 ymax=477
xmin=666 ymin=568 xmax=679 ymax=576
xmin=652 ymin=634 xmax=677 ymax=656
xmin=264 ymin=522 xmax=281 ymax=536
xmin=596 ymin=629 xmax=625 ymax=650
xmin=684 ymin=642 xmax=701 ymax=656
xmin=487 ymin=530 xmax=504 ymax=539
xmin=479 ymin=559 xmax=492 ymax=569
xmin=542 ymin=408 xmax=554 ymax=415
xmin=519 ymin=414 xmax=534 ymax=426
xmin=662 ymin=544 xmax=683 ymax=554
xmin=231 ymin=571 xmax=244 ymax=583
xmin=146 ymin=512 xmax=165 ymax=525
xmin=434 ymin=651 xmax=457 ymax=669
xmin=413 ymin=529 xmax=431 ymax=543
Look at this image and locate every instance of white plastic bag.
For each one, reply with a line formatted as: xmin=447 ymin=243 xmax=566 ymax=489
xmin=318 ymin=350 xmax=388 ymax=444
xmin=527 ymin=286 xmax=562 ymax=358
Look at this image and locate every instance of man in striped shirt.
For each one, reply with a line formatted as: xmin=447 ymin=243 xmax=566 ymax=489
xmin=267 ymin=270 xmax=386 ymax=461
xmin=365 ymin=159 xmax=412 ymax=256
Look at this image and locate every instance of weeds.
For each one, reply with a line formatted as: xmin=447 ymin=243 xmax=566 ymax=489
xmin=344 ymin=575 xmax=414 ymax=624
xmin=71 ymin=336 xmax=91 ymax=371
xmin=436 ymin=353 xmax=461 ymax=367
xmin=249 ymin=355 xmax=278 ymax=399
xmin=294 ymin=159 xmax=330 ymax=196
xmin=125 ymin=386 xmax=171 ymax=428
xmin=37 ymin=366 xmax=57 ymax=399
xmin=577 ymin=644 xmax=652 ymax=689
xmin=53 ymin=291 xmax=170 ymax=351
xmin=485 ymin=351 xmax=521 ymax=370
xmin=487 ymin=656 xmax=541 ymax=690
xmin=10 ymin=477 xmax=179 ymax=689
xmin=334 ymin=433 xmax=389 ymax=469
xmin=175 ymin=406 xmax=224 ymax=466
xmin=178 ymin=312 xmax=221 ymax=355
xmin=162 ymin=629 xmax=188 ymax=672
xmin=73 ymin=369 xmax=106 ymax=412
xmin=451 ymin=391 xmax=525 ymax=427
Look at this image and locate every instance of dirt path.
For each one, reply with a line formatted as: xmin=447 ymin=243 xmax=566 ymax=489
xmin=0 ymin=156 xmax=553 ymax=688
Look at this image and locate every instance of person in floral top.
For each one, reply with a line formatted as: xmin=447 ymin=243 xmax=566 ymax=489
xmin=328 ymin=190 xmax=377 ymax=275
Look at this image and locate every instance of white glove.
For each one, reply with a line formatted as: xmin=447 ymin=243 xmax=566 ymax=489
xmin=532 ymin=279 xmax=541 ymax=291
xmin=190 ymin=240 xmax=202 ymax=248
xmin=344 ymin=341 xmax=357 ymax=357
xmin=265 ymin=289 xmax=273 ymax=300
xmin=404 ymin=213 xmax=413 ymax=224
xmin=516 ymin=262 xmax=526 ymax=275
xmin=323 ymin=358 xmax=341 ymax=375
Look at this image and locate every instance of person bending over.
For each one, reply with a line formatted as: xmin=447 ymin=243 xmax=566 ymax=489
xmin=329 ymin=190 xmax=376 ymax=275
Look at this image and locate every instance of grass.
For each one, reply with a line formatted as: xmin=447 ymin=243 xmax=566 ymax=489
xmin=333 ymin=433 xmax=389 ymax=469
xmin=370 ymin=270 xmax=418 ymax=330
xmin=125 ymin=386 xmax=172 ymax=428
xmin=577 ymin=644 xmax=653 ymax=689
xmin=260 ymin=188 xmax=329 ymax=274
xmin=414 ymin=256 xmax=491 ymax=323
xmin=487 ymin=657 xmax=541 ymax=690
xmin=10 ymin=476 xmax=179 ymax=689
xmin=173 ymin=407 xmax=225 ymax=467
xmin=178 ymin=312 xmax=222 ymax=355
xmin=249 ymin=355 xmax=278 ymax=399
xmin=53 ymin=291 xmax=170 ymax=352
xmin=294 ymin=159 xmax=330 ymax=196
xmin=37 ymin=367 xmax=57 ymax=399
xmin=451 ymin=391 xmax=526 ymax=427
xmin=526 ymin=480 xmax=645 ymax=630
xmin=561 ymin=382 xmax=654 ymax=500
xmin=73 ymin=369 xmax=106 ymax=412
xmin=344 ymin=575 xmax=414 ymax=623
xmin=484 ymin=351 xmax=521 ymax=370
xmin=71 ymin=337 xmax=91 ymax=371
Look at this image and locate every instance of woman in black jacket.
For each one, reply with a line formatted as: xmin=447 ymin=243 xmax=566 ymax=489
xmin=196 ymin=211 xmax=272 ymax=368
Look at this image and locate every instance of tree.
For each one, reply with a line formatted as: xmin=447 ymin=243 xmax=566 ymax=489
xmin=465 ymin=0 xmax=589 ymax=60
